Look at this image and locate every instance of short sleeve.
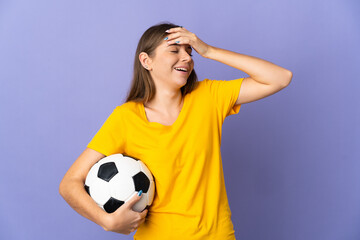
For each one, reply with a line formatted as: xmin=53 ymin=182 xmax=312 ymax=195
xmin=86 ymin=107 xmax=126 ymax=156
xmin=205 ymin=78 xmax=244 ymax=121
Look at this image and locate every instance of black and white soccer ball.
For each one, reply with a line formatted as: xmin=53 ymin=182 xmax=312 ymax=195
xmin=84 ymin=153 xmax=155 ymax=213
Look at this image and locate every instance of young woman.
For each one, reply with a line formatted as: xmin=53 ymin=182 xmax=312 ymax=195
xmin=59 ymin=22 xmax=292 ymax=239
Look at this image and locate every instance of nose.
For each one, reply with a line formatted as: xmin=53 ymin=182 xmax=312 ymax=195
xmin=181 ymin=50 xmax=192 ymax=62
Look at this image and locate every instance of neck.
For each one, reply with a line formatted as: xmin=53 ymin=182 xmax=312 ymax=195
xmin=145 ymin=90 xmax=183 ymax=116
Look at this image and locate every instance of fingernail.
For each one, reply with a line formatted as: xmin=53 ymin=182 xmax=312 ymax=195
xmin=164 ymin=37 xmax=168 ymax=40
xmin=165 ymin=29 xmax=170 ymax=33
xmin=138 ymin=190 xmax=143 ymax=196
xmin=175 ymin=41 xmax=180 ymax=44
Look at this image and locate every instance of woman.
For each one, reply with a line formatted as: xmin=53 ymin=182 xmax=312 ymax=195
xmin=59 ymin=22 xmax=292 ymax=239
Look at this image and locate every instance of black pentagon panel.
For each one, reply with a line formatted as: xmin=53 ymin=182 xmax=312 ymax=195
xmin=98 ymin=162 xmax=118 ymax=182
xmin=84 ymin=185 xmax=90 ymax=195
xmin=103 ymin=197 xmax=124 ymax=213
xmin=133 ymin=172 xmax=150 ymax=193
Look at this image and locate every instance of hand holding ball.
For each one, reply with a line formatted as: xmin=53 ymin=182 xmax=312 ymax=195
xmin=84 ymin=154 xmax=155 ymax=213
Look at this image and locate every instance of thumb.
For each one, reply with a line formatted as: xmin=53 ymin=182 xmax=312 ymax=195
xmin=125 ymin=190 xmax=143 ymax=209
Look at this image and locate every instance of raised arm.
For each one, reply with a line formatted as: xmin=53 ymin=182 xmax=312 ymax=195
xmin=204 ymin=46 xmax=292 ymax=105
xmin=164 ymin=26 xmax=293 ymax=105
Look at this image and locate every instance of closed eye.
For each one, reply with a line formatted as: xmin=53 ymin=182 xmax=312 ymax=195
xmin=171 ymin=51 xmax=193 ymax=57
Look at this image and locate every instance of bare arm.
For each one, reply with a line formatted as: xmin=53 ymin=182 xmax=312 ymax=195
xmin=59 ymin=148 xmax=148 ymax=234
xmin=163 ymin=27 xmax=293 ymax=105
xmin=59 ymin=148 xmax=109 ymax=229
xmin=204 ymin=46 xmax=293 ymax=105
xmin=204 ymin=46 xmax=292 ymax=87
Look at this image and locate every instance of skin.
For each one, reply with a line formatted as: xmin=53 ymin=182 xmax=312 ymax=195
xmin=59 ymin=147 xmax=149 ymax=235
xmin=138 ymin=27 xmax=210 ymax=121
xmin=138 ymin=43 xmax=192 ymax=121
xmin=140 ymin=26 xmax=293 ymax=111
xmin=59 ymin=26 xmax=293 ymax=235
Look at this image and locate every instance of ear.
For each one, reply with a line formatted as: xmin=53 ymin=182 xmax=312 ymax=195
xmin=139 ymin=52 xmax=152 ymax=70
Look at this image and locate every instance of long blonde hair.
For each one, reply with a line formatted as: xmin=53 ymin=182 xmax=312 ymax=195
xmin=124 ymin=21 xmax=199 ymax=104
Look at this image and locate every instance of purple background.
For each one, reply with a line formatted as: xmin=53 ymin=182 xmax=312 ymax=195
xmin=0 ymin=0 xmax=359 ymax=239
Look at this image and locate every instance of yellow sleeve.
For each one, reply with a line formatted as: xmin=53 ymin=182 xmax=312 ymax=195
xmin=86 ymin=107 xmax=126 ymax=156
xmin=204 ymin=78 xmax=244 ymax=121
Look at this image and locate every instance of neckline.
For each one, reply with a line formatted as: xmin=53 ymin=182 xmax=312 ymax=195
xmin=140 ymin=94 xmax=188 ymax=128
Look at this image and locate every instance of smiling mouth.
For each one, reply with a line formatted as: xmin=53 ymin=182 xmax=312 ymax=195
xmin=174 ymin=67 xmax=188 ymax=72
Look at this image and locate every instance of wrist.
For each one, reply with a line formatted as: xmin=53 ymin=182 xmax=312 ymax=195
xmin=99 ymin=211 xmax=112 ymax=231
xmin=204 ymin=45 xmax=215 ymax=59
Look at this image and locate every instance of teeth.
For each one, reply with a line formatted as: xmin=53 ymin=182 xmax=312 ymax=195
xmin=175 ymin=67 xmax=187 ymax=72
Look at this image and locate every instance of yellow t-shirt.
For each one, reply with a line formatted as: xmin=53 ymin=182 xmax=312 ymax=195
xmin=87 ymin=78 xmax=244 ymax=240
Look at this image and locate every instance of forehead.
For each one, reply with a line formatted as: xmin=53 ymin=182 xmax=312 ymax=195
xmin=159 ymin=41 xmax=192 ymax=50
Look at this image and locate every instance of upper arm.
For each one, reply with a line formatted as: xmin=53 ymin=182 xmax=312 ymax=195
xmin=61 ymin=148 xmax=105 ymax=184
xmin=235 ymin=77 xmax=289 ymax=105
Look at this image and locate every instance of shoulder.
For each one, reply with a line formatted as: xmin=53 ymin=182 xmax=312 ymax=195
xmin=194 ymin=78 xmax=223 ymax=94
xmin=115 ymin=101 xmax=137 ymax=112
xmin=112 ymin=101 xmax=143 ymax=119
xmin=184 ymin=79 xmax=210 ymax=99
xmin=191 ymin=78 xmax=211 ymax=92
xmin=198 ymin=78 xmax=227 ymax=90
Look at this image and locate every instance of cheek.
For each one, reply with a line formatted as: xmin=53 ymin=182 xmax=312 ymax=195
xmin=189 ymin=63 xmax=194 ymax=72
xmin=163 ymin=59 xmax=176 ymax=70
xmin=154 ymin=60 xmax=174 ymax=75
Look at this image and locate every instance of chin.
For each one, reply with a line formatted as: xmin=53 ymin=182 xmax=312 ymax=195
xmin=175 ymin=78 xmax=188 ymax=88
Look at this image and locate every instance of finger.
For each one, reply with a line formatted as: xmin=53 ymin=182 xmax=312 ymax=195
xmin=167 ymin=37 xmax=190 ymax=45
xmin=138 ymin=217 xmax=145 ymax=225
xmin=164 ymin=32 xmax=182 ymax=42
xmin=124 ymin=191 xmax=143 ymax=209
xmin=166 ymin=26 xmax=185 ymax=33
xmin=139 ymin=209 xmax=148 ymax=218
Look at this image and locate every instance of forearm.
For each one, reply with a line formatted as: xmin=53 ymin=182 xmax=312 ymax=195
xmin=204 ymin=46 xmax=292 ymax=86
xmin=59 ymin=178 xmax=109 ymax=229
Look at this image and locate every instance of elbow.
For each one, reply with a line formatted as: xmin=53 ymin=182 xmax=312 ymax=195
xmin=287 ymin=70 xmax=293 ymax=83
xmin=59 ymin=175 xmax=84 ymax=200
xmin=281 ymin=70 xmax=293 ymax=87
xmin=59 ymin=180 xmax=65 ymax=198
xmin=59 ymin=178 xmax=68 ymax=199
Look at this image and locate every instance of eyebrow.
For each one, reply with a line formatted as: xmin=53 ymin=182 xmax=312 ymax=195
xmin=167 ymin=44 xmax=192 ymax=50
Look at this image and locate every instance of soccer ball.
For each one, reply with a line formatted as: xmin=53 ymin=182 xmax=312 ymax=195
xmin=84 ymin=153 xmax=155 ymax=213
